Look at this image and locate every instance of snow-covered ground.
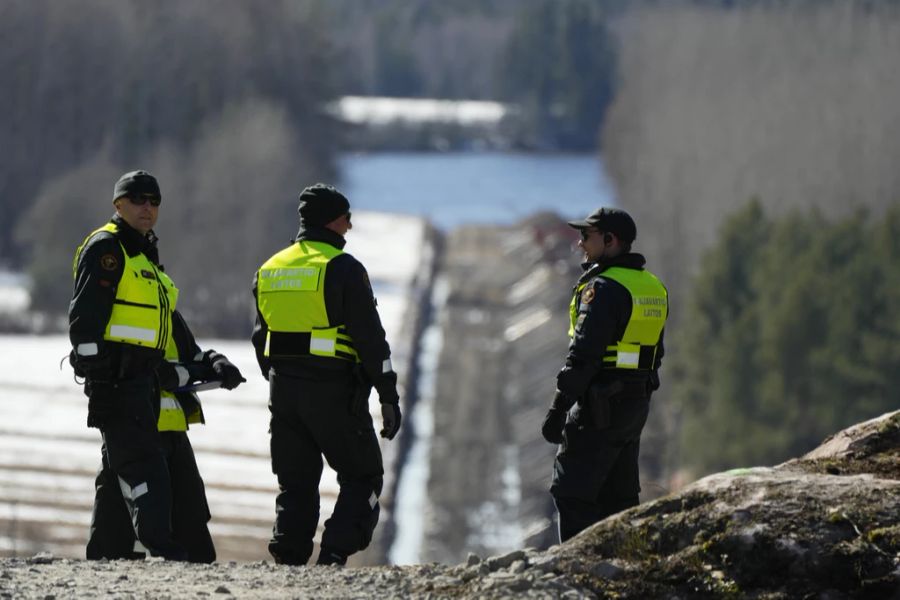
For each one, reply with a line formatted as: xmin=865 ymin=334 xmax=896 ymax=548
xmin=0 ymin=271 xmax=29 ymax=314
xmin=330 ymin=96 xmax=509 ymax=126
xmin=0 ymin=211 xmax=431 ymax=562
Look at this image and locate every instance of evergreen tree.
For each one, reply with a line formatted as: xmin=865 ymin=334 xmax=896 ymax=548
xmin=674 ymin=201 xmax=900 ymax=475
xmin=9 ymin=1 xmax=339 ymax=336
xmin=497 ymin=0 xmax=617 ymax=150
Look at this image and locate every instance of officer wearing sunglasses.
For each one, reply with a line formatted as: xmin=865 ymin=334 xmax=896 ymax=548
xmin=541 ymin=207 xmax=669 ymax=542
xmin=69 ymin=170 xmax=244 ymax=562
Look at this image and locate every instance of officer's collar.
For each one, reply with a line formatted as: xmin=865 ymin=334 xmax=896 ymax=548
xmin=295 ymin=225 xmax=347 ymax=250
xmin=110 ymin=215 xmax=159 ymax=260
xmin=582 ymin=252 xmax=647 ymax=273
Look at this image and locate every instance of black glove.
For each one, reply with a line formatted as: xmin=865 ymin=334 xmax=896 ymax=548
xmin=649 ymin=371 xmax=661 ymax=393
xmin=86 ymin=380 xmax=118 ymax=429
xmin=541 ymin=390 xmax=574 ymax=444
xmin=541 ymin=408 xmax=566 ymax=444
xmin=370 ymin=370 xmax=400 ymax=438
xmin=380 ymin=402 xmax=401 ymax=440
xmin=204 ymin=350 xmax=246 ymax=390
xmin=556 ymin=364 xmax=593 ymax=399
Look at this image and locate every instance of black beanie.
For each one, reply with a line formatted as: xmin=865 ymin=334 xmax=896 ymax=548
xmin=113 ymin=170 xmax=161 ymax=202
xmin=297 ymin=183 xmax=350 ymax=228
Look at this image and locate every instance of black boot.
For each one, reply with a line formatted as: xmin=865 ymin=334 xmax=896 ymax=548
xmin=316 ymin=546 xmax=347 ymax=567
xmin=268 ymin=541 xmax=309 ymax=566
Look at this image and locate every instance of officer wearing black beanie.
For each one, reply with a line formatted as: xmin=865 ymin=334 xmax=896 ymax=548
xmin=252 ymin=183 xmax=401 ymax=567
xmin=70 ymin=170 xmax=245 ymax=563
xmin=297 ymin=184 xmax=351 ymax=229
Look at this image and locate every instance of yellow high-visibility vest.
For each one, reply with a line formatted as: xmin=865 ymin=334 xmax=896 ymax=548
xmin=569 ymin=266 xmax=667 ymax=370
xmin=257 ymin=240 xmax=359 ymax=362
xmin=74 ymin=222 xmax=199 ymax=431
xmin=73 ymin=222 xmax=178 ymax=353
xmin=157 ymin=335 xmax=203 ymax=432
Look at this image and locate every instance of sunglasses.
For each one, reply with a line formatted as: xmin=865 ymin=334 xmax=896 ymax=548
xmin=345 ymin=211 xmax=352 ymax=223
xmin=127 ymin=194 xmax=162 ymax=207
xmin=579 ymin=228 xmax=598 ymax=242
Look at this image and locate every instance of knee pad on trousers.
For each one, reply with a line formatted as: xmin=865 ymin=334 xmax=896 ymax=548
xmin=353 ymin=475 xmax=383 ymax=550
xmin=87 ymin=468 xmax=136 ymax=560
xmin=322 ymin=474 xmax=383 ymax=555
xmin=359 ymin=497 xmax=381 ymax=550
xmin=117 ymin=473 xmax=186 ymax=561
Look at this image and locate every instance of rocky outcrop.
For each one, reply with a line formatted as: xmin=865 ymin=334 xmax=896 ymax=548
xmin=550 ymin=409 xmax=900 ymax=598
xmin=2 ymin=410 xmax=897 ymax=598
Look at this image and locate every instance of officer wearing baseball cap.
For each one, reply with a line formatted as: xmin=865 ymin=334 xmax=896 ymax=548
xmin=253 ymin=183 xmax=401 ymax=566
xmin=542 ymin=206 xmax=668 ymax=542
xmin=70 ymin=170 xmax=244 ymax=562
xmin=566 ymin=207 xmax=637 ymax=244
xmin=112 ymin=170 xmax=162 ymax=201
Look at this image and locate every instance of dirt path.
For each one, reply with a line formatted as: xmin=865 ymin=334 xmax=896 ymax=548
xmin=0 ymin=549 xmax=589 ymax=599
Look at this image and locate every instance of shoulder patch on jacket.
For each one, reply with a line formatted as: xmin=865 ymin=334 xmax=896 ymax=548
xmin=100 ymin=254 xmax=119 ymax=271
xmin=581 ymin=286 xmax=595 ymax=304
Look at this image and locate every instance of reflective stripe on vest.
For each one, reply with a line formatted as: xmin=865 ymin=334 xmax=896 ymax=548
xmin=157 ymin=335 xmax=194 ymax=432
xmin=257 ymin=241 xmax=360 ymax=362
xmin=157 ymin=394 xmax=187 ymax=431
xmin=569 ymin=266 xmax=668 ymax=370
xmin=73 ymin=223 xmax=178 ymax=352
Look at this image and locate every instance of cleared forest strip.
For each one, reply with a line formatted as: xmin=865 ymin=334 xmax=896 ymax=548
xmin=354 ymin=225 xmax=439 ymax=565
xmin=422 ymin=216 xmax=576 ymax=564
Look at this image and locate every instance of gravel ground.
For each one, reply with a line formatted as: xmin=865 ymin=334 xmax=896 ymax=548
xmin=0 ymin=548 xmax=592 ymax=599
xmin=3 ymin=412 xmax=897 ymax=598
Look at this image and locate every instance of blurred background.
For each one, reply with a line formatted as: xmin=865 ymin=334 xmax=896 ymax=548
xmin=1 ymin=0 xmax=899 ymax=566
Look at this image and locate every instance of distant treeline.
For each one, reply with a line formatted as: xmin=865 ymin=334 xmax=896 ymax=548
xmin=1 ymin=0 xmax=620 ymax=338
xmin=599 ymin=1 xmax=900 ymax=478
xmin=322 ymin=0 xmax=617 ymax=151
xmin=1 ymin=1 xmax=342 ymax=334
xmin=1 ymin=0 xmax=619 ymax=278
xmin=674 ymin=202 xmax=900 ymax=474
xmin=604 ymin=1 xmax=900 ymax=312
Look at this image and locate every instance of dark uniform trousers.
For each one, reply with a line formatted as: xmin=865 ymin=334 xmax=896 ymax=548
xmin=268 ymin=370 xmax=384 ymax=565
xmin=551 ymin=384 xmax=651 ymax=542
xmin=87 ymin=428 xmax=214 ymax=563
xmin=85 ymin=375 xmax=200 ymax=562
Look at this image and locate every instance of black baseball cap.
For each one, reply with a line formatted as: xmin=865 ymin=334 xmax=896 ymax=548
xmin=567 ymin=207 xmax=637 ymax=243
xmin=113 ymin=170 xmax=161 ymax=202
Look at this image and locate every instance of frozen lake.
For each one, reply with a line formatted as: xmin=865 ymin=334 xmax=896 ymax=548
xmin=340 ymin=151 xmax=614 ymax=229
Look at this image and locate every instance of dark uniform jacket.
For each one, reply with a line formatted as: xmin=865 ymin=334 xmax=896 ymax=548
xmin=69 ymin=215 xmax=167 ymax=379
xmin=556 ymin=252 xmax=666 ymax=400
xmin=251 ymin=226 xmax=398 ymax=400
